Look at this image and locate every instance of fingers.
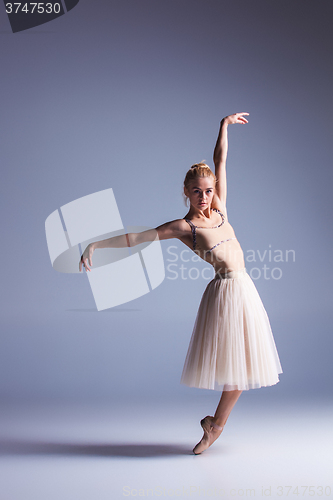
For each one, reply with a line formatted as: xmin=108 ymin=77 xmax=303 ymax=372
xmin=235 ymin=112 xmax=249 ymax=124
xmin=83 ymin=258 xmax=91 ymax=271
xmin=79 ymin=256 xmax=92 ymax=272
xmin=224 ymin=112 xmax=249 ymax=125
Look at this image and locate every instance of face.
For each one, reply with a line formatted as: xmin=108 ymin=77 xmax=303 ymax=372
xmin=184 ymin=176 xmax=215 ymax=210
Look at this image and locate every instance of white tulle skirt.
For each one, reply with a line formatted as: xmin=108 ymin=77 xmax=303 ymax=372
xmin=181 ymin=268 xmax=282 ymax=391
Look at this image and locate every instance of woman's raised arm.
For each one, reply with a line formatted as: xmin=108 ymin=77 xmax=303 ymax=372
xmin=213 ymin=112 xmax=249 ymax=208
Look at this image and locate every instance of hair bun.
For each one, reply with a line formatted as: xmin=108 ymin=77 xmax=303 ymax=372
xmin=190 ymin=162 xmax=211 ymax=170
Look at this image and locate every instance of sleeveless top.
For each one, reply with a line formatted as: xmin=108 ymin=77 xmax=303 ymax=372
xmin=184 ymin=208 xmax=236 ymax=253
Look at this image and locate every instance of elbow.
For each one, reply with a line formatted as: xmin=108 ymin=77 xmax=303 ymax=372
xmin=128 ymin=229 xmax=157 ymax=247
xmin=128 ymin=232 xmax=139 ymax=247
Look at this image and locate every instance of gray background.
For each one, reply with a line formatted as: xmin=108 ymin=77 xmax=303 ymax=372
xmin=1 ymin=0 xmax=332 ymax=406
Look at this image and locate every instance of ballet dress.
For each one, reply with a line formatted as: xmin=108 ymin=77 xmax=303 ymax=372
xmin=180 ymin=208 xmax=283 ymax=391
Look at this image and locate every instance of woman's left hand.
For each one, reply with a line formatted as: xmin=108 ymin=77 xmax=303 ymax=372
xmin=223 ymin=112 xmax=249 ymax=125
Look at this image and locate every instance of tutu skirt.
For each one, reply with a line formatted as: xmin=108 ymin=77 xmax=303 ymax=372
xmin=181 ymin=268 xmax=282 ymax=391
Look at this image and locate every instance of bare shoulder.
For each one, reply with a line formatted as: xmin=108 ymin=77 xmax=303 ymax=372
xmin=155 ymin=218 xmax=190 ymax=241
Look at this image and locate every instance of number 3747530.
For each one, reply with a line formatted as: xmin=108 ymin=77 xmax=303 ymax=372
xmin=5 ymin=3 xmax=62 ymax=14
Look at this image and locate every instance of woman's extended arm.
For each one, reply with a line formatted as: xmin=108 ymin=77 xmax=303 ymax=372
xmin=79 ymin=219 xmax=187 ymax=272
xmin=213 ymin=112 xmax=249 ymax=208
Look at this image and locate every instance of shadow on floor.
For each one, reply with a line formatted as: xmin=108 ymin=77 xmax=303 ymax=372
xmin=0 ymin=439 xmax=193 ymax=458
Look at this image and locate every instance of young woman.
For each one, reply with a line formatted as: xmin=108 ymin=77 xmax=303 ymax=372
xmin=79 ymin=112 xmax=283 ymax=455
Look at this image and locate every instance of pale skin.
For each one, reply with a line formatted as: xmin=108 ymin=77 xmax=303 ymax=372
xmin=79 ymin=112 xmax=249 ymax=453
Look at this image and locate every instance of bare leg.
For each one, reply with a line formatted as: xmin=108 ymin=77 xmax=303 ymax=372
xmin=193 ymin=389 xmax=242 ymax=455
xmin=213 ymin=389 xmax=242 ymax=428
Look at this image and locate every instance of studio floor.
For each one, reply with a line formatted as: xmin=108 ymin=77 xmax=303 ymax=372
xmin=0 ymin=395 xmax=332 ymax=500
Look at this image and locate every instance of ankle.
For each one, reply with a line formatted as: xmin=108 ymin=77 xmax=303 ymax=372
xmin=211 ymin=418 xmax=224 ymax=431
xmin=212 ymin=417 xmax=225 ymax=429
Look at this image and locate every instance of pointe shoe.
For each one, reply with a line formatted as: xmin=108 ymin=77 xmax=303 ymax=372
xmin=193 ymin=416 xmax=224 ymax=455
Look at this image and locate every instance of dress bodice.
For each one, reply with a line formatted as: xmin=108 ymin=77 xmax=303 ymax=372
xmin=184 ymin=208 xmax=244 ymax=273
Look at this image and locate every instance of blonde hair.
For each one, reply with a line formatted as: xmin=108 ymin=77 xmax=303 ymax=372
xmin=183 ymin=162 xmax=216 ymax=205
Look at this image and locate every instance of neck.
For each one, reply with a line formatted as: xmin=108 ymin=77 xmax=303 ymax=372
xmin=187 ymin=205 xmax=213 ymax=219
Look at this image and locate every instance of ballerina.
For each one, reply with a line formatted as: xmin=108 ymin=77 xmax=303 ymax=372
xmin=79 ymin=112 xmax=282 ymax=455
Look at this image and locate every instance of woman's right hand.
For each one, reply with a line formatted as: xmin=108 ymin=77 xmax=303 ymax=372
xmin=79 ymin=243 xmax=95 ymax=272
